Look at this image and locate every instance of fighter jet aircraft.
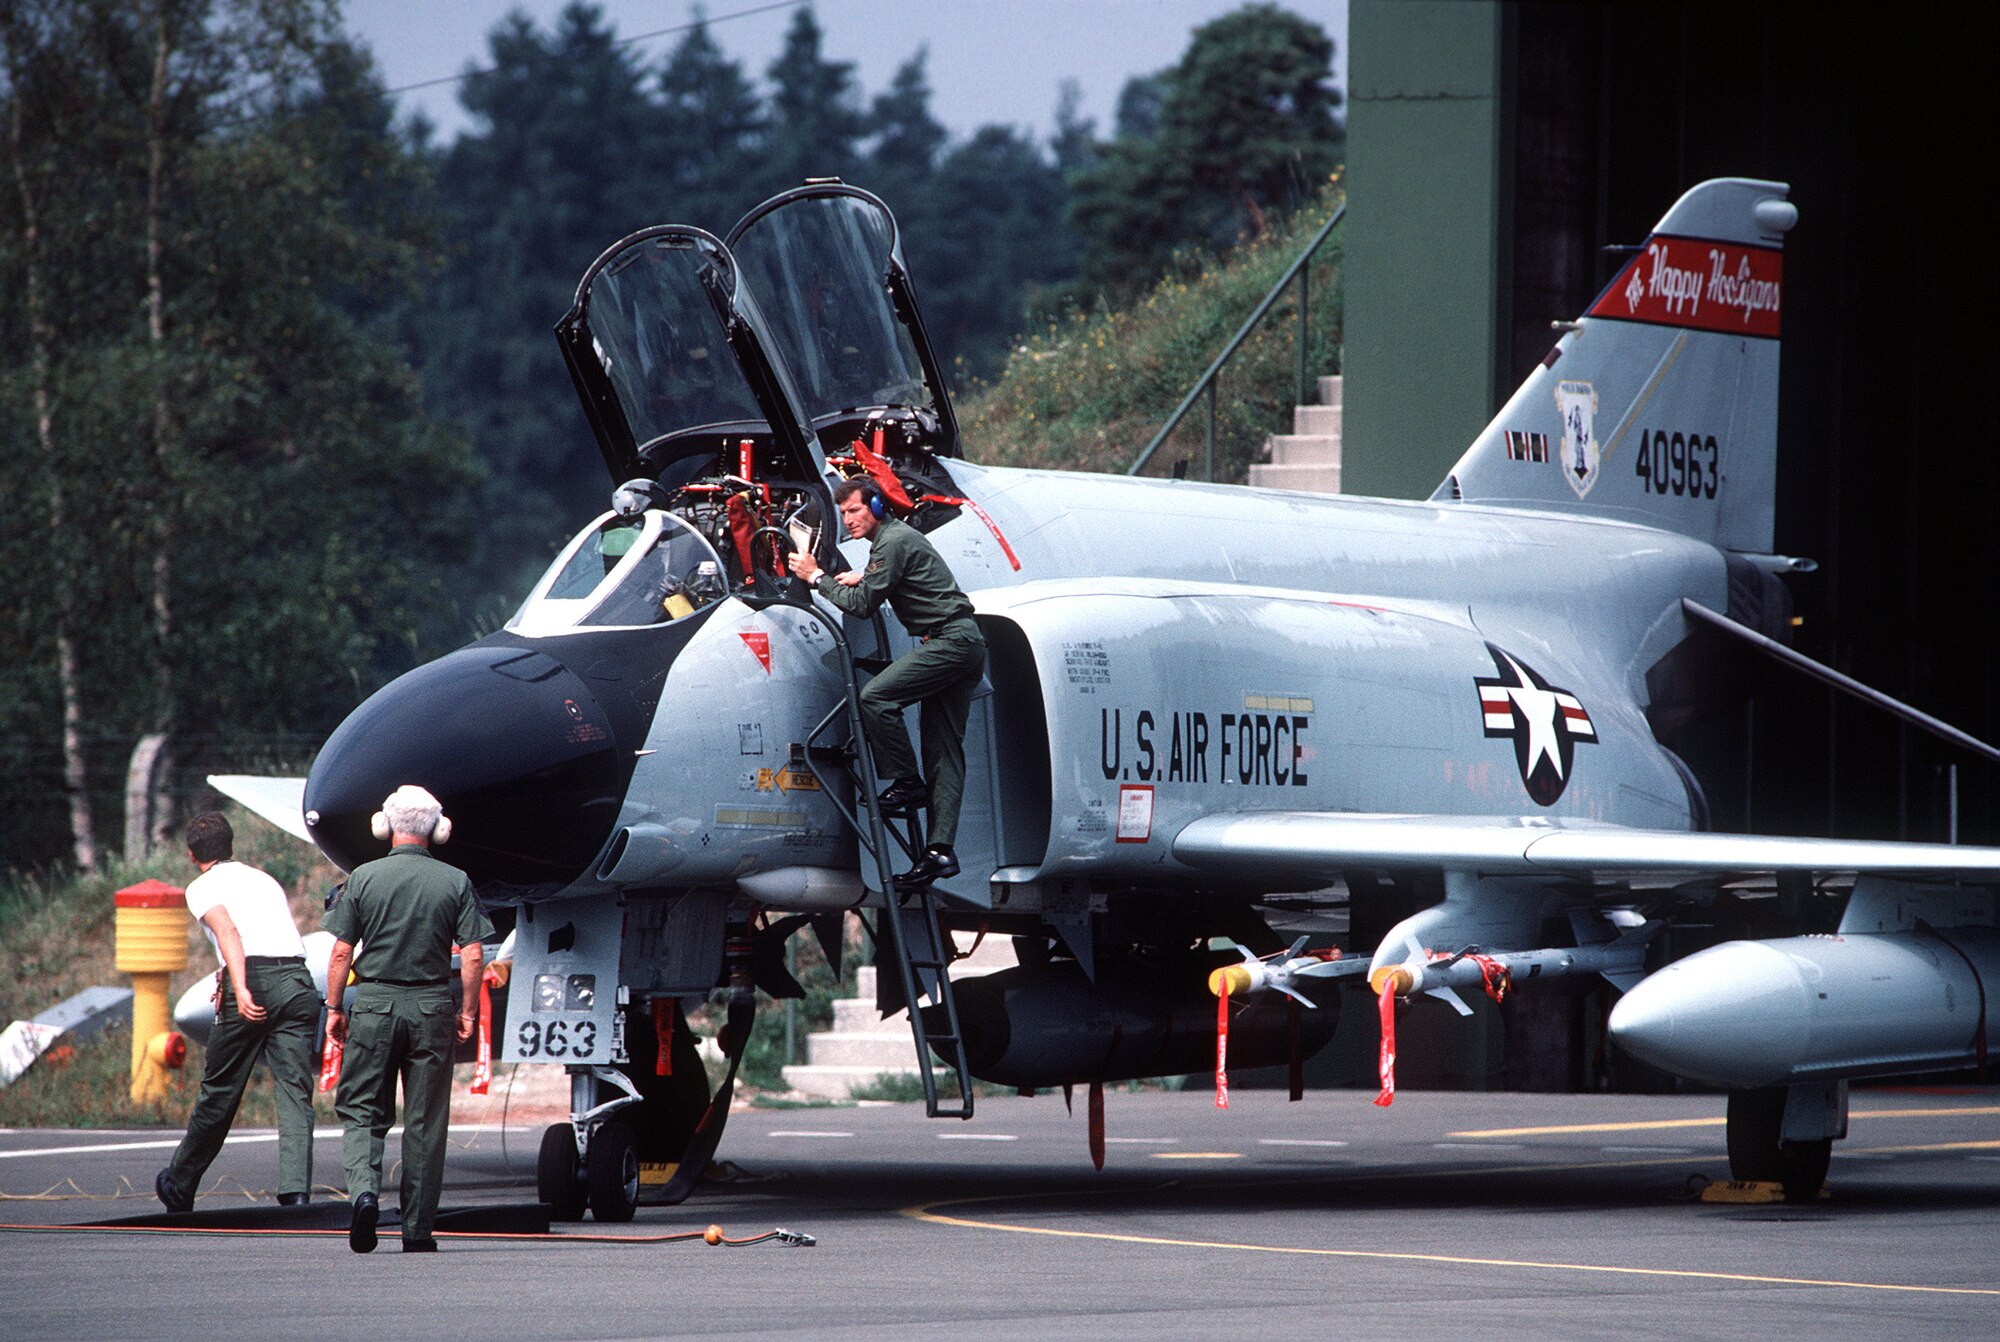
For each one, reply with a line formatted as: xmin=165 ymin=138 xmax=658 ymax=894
xmin=217 ymin=177 xmax=1998 ymax=1218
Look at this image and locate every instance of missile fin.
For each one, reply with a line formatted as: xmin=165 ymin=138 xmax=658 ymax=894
xmin=1427 ymin=985 xmax=1474 ymax=1017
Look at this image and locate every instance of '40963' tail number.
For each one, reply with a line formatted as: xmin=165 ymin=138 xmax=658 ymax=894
xmin=1634 ymin=430 xmax=1719 ymax=498
xmin=517 ymin=1018 xmax=598 ymax=1059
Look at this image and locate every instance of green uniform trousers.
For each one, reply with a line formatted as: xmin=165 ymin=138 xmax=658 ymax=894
xmin=858 ymin=618 xmax=986 ymax=848
xmin=165 ymin=959 xmax=318 ymax=1200
xmin=335 ymin=983 xmax=455 ymax=1244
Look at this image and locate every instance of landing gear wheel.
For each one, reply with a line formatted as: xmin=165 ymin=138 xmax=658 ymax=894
xmin=587 ymin=1119 xmax=640 ymax=1223
xmin=1776 ymin=1136 xmax=1832 ymax=1203
xmin=537 ymin=1124 xmax=587 ymax=1221
xmin=1726 ymin=1088 xmax=1829 ymax=1201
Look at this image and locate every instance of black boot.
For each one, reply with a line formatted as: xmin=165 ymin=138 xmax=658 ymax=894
xmin=877 ymin=777 xmax=929 ymax=811
xmin=154 ymin=1169 xmax=192 ymax=1215
xmin=898 ymin=845 xmax=960 ymax=889
xmin=277 ymin=1192 xmax=310 ymax=1206
xmin=349 ymin=1191 xmax=379 ymax=1253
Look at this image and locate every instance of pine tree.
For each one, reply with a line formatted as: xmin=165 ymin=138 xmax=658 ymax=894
xmin=0 ymin=0 xmax=476 ymax=871
xmin=1069 ymin=3 xmax=1342 ymax=297
xmin=760 ymin=6 xmax=863 ymax=191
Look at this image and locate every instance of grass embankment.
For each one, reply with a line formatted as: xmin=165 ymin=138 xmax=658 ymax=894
xmin=960 ymin=180 xmax=1344 ymax=482
xmin=0 ymin=808 xmax=344 ymax=1128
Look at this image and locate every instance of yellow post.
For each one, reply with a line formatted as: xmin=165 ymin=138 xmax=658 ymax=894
xmin=114 ymin=879 xmax=188 ymax=1102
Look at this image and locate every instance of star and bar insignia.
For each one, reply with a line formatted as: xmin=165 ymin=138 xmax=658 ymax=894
xmin=1475 ymin=643 xmax=1596 ymax=805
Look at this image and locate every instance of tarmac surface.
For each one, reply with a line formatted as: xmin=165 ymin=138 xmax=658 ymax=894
xmin=3 ymin=1084 xmax=1997 ymax=1339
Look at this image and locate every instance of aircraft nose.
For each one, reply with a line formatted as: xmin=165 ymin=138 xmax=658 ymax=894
xmin=304 ymin=645 xmax=627 ymax=898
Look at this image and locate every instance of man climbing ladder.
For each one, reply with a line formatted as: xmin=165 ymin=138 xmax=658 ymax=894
xmin=788 ymin=478 xmax=986 ymax=888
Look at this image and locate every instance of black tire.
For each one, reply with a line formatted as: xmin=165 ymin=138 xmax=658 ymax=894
xmin=537 ymin=1124 xmax=587 ymax=1222
xmin=587 ymin=1119 xmax=640 ymax=1223
xmin=1725 ymin=1088 xmax=1785 ymax=1183
xmin=1777 ymin=1137 xmax=1832 ymax=1203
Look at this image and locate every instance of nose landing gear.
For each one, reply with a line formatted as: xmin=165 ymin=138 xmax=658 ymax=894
xmin=534 ymin=954 xmax=752 ymax=1220
xmin=537 ymin=1064 xmax=646 ymax=1222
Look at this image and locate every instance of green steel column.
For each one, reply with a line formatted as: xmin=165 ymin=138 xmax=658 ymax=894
xmin=1344 ymin=0 xmax=1506 ymax=500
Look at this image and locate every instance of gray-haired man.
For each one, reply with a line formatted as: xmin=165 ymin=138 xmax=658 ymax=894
xmin=323 ymin=785 xmax=493 ymax=1252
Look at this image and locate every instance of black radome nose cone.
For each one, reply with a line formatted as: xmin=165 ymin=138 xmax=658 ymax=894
xmin=304 ymin=645 xmax=624 ymax=899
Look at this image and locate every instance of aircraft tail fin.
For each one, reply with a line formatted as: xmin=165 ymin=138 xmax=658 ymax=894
xmin=1434 ymin=178 xmax=1793 ymax=554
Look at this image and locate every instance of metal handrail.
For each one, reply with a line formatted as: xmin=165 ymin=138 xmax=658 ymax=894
xmin=1126 ymin=202 xmax=1345 ymax=479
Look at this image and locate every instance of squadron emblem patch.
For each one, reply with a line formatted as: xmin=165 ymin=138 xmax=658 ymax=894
xmin=1475 ymin=644 xmax=1596 ymax=805
xmin=1554 ymin=379 xmax=1600 ymax=498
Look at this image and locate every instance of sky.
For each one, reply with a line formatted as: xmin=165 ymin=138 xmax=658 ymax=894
xmin=338 ymin=0 xmax=1348 ymax=146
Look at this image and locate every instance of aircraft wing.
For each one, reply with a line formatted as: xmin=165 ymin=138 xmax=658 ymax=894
xmin=206 ymin=774 xmax=310 ymax=843
xmin=1173 ymin=812 xmax=2000 ymax=885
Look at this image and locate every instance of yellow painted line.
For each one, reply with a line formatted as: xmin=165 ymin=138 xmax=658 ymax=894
xmin=902 ymin=1193 xmax=2000 ymax=1298
xmin=1149 ymin=1152 xmax=1242 ymax=1161
xmin=1847 ymin=1139 xmax=2000 ymax=1156
xmin=1450 ymin=1105 xmax=2000 ymax=1139
xmin=1829 ymin=1105 xmax=2000 ymax=1121
xmin=1451 ymin=1118 xmax=1725 ymax=1138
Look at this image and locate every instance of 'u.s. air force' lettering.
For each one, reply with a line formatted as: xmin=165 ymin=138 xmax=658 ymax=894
xmin=1100 ymin=708 xmax=1310 ymax=787
xmin=1474 ymin=644 xmax=1595 ymax=805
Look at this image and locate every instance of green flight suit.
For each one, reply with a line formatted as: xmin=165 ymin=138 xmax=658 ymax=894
xmin=814 ymin=515 xmax=986 ymax=848
xmin=164 ymin=957 xmax=320 ymax=1200
xmin=324 ymin=843 xmax=493 ymax=1246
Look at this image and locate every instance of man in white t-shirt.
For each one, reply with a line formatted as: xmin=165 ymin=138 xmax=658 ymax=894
xmin=155 ymin=812 xmax=321 ymax=1213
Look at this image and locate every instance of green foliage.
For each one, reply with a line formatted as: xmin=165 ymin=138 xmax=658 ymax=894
xmin=412 ymin=6 xmax=1081 ymax=601
xmin=846 ymin=1068 xmax=1006 ymax=1103
xmin=845 ymin=1070 xmax=934 ymax=1104
xmin=0 ymin=803 xmax=338 ymax=1025
xmin=1 ymin=1 xmax=480 ymax=872
xmin=0 ymin=852 xmax=172 ymax=1028
xmin=961 ymin=182 xmax=1343 ymax=483
xmin=1068 ymin=3 xmax=1343 ymax=298
xmin=760 ymin=5 xmax=865 ymax=187
xmin=0 ymin=1019 xmax=341 ymax=1130
xmin=0 ymin=1022 xmax=194 ymax=1128
xmin=0 ymin=808 xmax=339 ymax=1125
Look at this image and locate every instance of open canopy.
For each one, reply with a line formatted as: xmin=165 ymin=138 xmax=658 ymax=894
xmin=556 ymin=225 xmax=823 ymax=485
xmin=725 ymin=183 xmax=959 ymax=454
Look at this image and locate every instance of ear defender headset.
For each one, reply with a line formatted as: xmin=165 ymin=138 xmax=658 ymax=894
xmin=369 ymin=785 xmax=453 ymax=844
xmin=864 ymin=482 xmax=887 ymax=518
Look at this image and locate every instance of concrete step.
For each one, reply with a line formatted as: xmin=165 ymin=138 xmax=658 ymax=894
xmin=783 ymin=1063 xmax=928 ymax=1100
xmin=832 ymin=996 xmax=887 ymax=1032
xmin=1265 ymin=433 xmax=1341 ymax=466
xmin=1318 ymin=374 xmax=1343 ymax=408
xmin=1293 ymin=403 xmax=1341 ymax=436
xmin=806 ymin=1026 xmax=921 ymax=1068
xmin=1248 ymin=460 xmax=1343 ymax=493
xmin=783 ymin=928 xmax=1022 ymax=1098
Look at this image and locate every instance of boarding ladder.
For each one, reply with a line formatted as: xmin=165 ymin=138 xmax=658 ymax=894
xmin=745 ymin=586 xmax=975 ymax=1119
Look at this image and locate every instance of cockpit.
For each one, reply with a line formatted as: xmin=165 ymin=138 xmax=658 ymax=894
xmin=545 ymin=183 xmax=974 ymax=623
xmin=508 ymin=509 xmax=728 ymax=636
